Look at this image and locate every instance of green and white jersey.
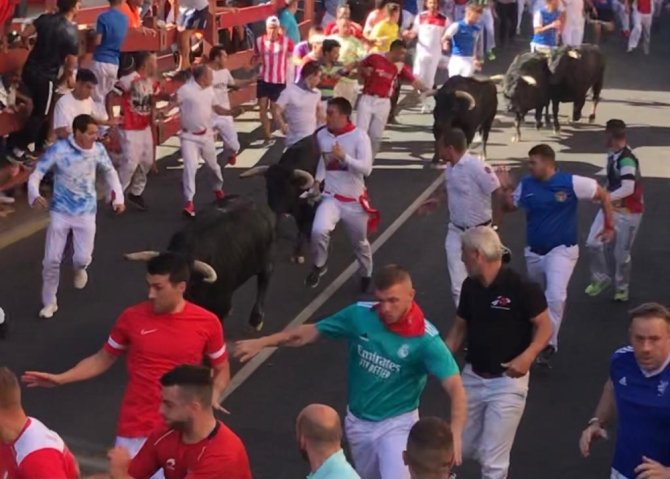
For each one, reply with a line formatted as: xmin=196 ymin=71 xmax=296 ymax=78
xmin=315 ymin=302 xmax=460 ymax=421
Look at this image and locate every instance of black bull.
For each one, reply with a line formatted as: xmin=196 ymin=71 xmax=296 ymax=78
xmin=499 ymin=45 xmax=606 ymax=141
xmin=124 ymin=196 xmax=276 ymax=331
xmin=432 ymin=76 xmax=498 ymax=161
xmin=239 ymin=135 xmax=319 ymax=264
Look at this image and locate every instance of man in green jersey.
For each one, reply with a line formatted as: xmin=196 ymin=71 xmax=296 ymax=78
xmin=234 ymin=264 xmax=466 ymax=479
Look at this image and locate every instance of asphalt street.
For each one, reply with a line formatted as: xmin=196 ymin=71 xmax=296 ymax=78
xmin=1 ymin=15 xmax=670 ymax=479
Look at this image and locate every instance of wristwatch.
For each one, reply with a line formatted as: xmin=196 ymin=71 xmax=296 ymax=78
xmin=587 ymin=417 xmax=602 ymax=427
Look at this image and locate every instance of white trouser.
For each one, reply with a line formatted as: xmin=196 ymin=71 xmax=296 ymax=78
xmin=562 ymin=20 xmax=585 ymax=46
xmin=524 ymin=244 xmax=579 ymax=349
xmin=413 ymin=51 xmax=441 ymax=90
xmin=212 ymin=115 xmax=240 ymax=158
xmin=345 ymin=409 xmax=419 ymax=479
xmin=530 ymin=43 xmax=556 ymax=54
xmin=118 ymin=127 xmax=154 ymax=196
xmin=517 ymin=0 xmax=525 ymax=31
xmin=454 ymin=3 xmax=467 ymax=20
xmin=628 ymin=10 xmax=652 ymax=51
xmin=614 ymin=1 xmax=630 ymax=29
xmin=445 ymin=223 xmax=468 ymax=307
xmin=180 ymin=132 xmax=223 ymax=202
xmin=448 ymin=55 xmax=475 ymax=78
xmin=461 ymin=365 xmax=529 ymax=479
xmin=478 ymin=7 xmax=496 ymax=56
xmin=311 ymin=195 xmax=373 ymax=277
xmin=334 ymin=80 xmax=358 ymax=108
xmin=90 ymin=61 xmax=119 ymax=106
xmin=586 ymin=210 xmax=642 ymax=293
xmin=42 ymin=212 xmax=96 ymax=307
xmin=115 ymin=436 xmax=164 ymax=479
xmin=356 ymin=94 xmax=391 ymax=159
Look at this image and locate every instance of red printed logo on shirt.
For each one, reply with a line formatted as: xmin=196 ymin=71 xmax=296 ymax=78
xmin=491 ymin=296 xmax=512 ymax=310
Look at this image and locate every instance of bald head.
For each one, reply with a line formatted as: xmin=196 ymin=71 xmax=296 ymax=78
xmin=0 ymin=367 xmax=21 ymax=410
xmin=296 ymin=404 xmax=342 ymax=448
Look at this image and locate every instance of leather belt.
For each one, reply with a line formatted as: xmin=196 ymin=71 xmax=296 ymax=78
xmin=472 ymin=368 xmax=504 ymax=379
xmin=452 ymin=220 xmax=492 ymax=232
xmin=182 ymin=129 xmax=207 ymax=136
xmin=530 ymin=243 xmax=576 ymax=256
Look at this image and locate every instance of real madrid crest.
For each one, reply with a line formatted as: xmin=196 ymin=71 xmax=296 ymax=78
xmin=397 ymin=344 xmax=409 ymax=359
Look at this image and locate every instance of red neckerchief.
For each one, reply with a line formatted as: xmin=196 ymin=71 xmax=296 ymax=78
xmin=375 ymin=301 xmax=426 ymax=337
xmin=328 ymin=121 xmax=356 ymax=136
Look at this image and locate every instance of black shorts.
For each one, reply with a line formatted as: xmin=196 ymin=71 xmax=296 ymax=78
xmin=178 ymin=6 xmax=208 ymax=30
xmin=256 ymin=80 xmax=286 ymax=102
xmin=590 ymin=7 xmax=614 ymax=22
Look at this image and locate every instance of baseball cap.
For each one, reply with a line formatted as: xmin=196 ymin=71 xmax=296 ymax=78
xmin=266 ymin=16 xmax=280 ymax=28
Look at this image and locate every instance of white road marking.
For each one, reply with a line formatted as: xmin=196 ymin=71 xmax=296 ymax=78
xmin=219 ymin=172 xmax=445 ymax=401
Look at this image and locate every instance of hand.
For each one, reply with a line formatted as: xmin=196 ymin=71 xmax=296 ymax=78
xmin=579 ymin=422 xmax=608 ymax=457
xmin=495 ymin=166 xmax=514 ymax=189
xmin=211 ymin=394 xmax=231 ymax=415
xmin=501 ymin=351 xmax=534 ymax=377
xmin=452 ymin=432 xmax=463 ymax=466
xmin=332 ymin=142 xmax=345 ymax=161
xmin=280 ymin=122 xmax=289 ymax=135
xmin=112 ymin=203 xmax=126 ymax=214
xmin=474 ymin=59 xmax=483 ymax=72
xmin=140 ymin=26 xmax=157 ymax=37
xmin=21 ymin=371 xmax=63 ymax=388
xmin=108 ymin=446 xmax=132 ymax=479
xmin=596 ymin=226 xmax=614 ymax=242
xmin=635 ymin=457 xmax=670 ymax=479
xmin=417 ymin=197 xmax=440 ymax=216
xmin=233 ymin=338 xmax=266 ymax=363
xmin=31 ymin=196 xmax=48 ymax=210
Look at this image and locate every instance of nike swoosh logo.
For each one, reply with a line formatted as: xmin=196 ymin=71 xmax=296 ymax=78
xmin=524 ymin=193 xmax=535 ymax=197
xmin=140 ymin=329 xmax=158 ymax=335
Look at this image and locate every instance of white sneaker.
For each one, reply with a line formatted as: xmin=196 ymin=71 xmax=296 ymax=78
xmin=0 ymin=192 xmax=15 ymax=204
xmin=73 ymin=269 xmax=88 ymax=289
xmin=39 ymin=303 xmax=59 ymax=319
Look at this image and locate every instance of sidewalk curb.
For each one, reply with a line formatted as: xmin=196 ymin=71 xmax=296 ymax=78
xmin=0 ymin=215 xmax=49 ymax=250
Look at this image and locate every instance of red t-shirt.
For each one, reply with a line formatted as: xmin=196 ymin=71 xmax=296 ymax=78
xmin=117 ymin=71 xmax=160 ymax=131
xmin=637 ymin=0 xmax=651 ymax=13
xmin=104 ymin=301 xmax=227 ymax=438
xmin=361 ymin=53 xmax=415 ymax=98
xmin=128 ymin=422 xmax=252 ymax=479
xmin=0 ymin=418 xmax=79 ymax=479
xmin=324 ymin=20 xmax=364 ymax=38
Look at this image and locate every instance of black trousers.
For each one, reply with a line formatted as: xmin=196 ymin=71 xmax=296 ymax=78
xmin=7 ymin=69 xmax=55 ymax=153
xmin=496 ymin=2 xmax=518 ymax=46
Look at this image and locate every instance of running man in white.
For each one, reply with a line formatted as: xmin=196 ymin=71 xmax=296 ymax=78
xmin=585 ymin=119 xmax=643 ymax=303
xmin=209 ymin=46 xmax=253 ymax=166
xmin=176 ymin=65 xmax=233 ymax=217
xmin=235 ymin=264 xmax=467 ymax=479
xmin=110 ymin=51 xmax=161 ymax=211
xmin=561 ymin=0 xmax=586 ymax=46
xmin=28 ymin=114 xmax=125 ymax=319
xmin=478 ymin=0 xmax=497 ymax=62
xmin=305 ymin=97 xmax=376 ymax=292
xmin=626 ymin=0 xmax=654 ymax=53
xmin=419 ymin=128 xmax=501 ymax=307
xmin=404 ymin=0 xmax=448 ymax=109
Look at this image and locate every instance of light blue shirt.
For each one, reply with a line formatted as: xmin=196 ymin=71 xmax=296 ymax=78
xmin=278 ymin=8 xmax=300 ymax=44
xmin=307 ymin=450 xmax=361 ymax=479
xmin=27 ymin=138 xmax=123 ymax=216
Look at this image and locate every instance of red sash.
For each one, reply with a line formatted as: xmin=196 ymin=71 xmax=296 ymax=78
xmin=333 ymin=190 xmax=381 ymax=234
xmin=376 ymin=301 xmax=426 ymax=337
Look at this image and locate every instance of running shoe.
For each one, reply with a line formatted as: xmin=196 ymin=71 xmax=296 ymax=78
xmin=305 ymin=265 xmax=328 ymax=288
xmin=585 ymin=278 xmax=611 ymax=296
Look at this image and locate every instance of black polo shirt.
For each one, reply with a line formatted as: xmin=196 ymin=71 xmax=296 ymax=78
xmin=457 ymin=266 xmax=547 ymax=376
xmin=24 ymin=13 xmax=80 ymax=81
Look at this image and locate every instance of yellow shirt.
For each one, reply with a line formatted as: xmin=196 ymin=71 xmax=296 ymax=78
xmin=369 ymin=19 xmax=399 ymax=53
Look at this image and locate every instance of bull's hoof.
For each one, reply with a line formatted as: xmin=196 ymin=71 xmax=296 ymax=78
xmin=249 ymin=314 xmax=264 ymax=332
xmin=291 ymin=255 xmax=305 ymax=264
xmin=535 ymin=122 xmax=543 ymax=130
xmin=553 ymin=126 xmax=561 ymax=134
xmin=588 ymin=114 xmax=596 ymax=123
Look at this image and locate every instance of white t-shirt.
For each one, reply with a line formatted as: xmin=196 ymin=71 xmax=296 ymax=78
xmin=52 ymin=93 xmax=95 ymax=132
xmin=562 ymin=0 xmax=584 ymax=24
xmin=211 ymin=68 xmax=235 ymax=110
xmin=412 ymin=11 xmax=449 ymax=56
xmin=444 ymin=153 xmax=500 ymax=227
xmin=275 ymin=83 xmax=320 ymax=147
xmin=177 ymin=79 xmax=219 ymax=134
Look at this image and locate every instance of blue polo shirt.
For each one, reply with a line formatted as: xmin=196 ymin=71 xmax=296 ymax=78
xmin=610 ymin=347 xmax=670 ymax=479
xmin=449 ymin=20 xmax=481 ymax=57
xmin=531 ymin=8 xmax=560 ymax=47
xmin=307 ymin=450 xmax=361 ymax=479
xmin=513 ymin=172 xmax=597 ymax=255
xmin=93 ymin=8 xmax=129 ymax=65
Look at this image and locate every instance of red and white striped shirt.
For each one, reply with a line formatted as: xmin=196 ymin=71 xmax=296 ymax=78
xmin=255 ymin=33 xmax=294 ymax=84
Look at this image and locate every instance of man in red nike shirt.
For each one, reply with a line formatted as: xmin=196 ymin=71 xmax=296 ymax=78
xmin=108 ymin=365 xmax=252 ymax=479
xmin=22 ymin=253 xmax=230 ymax=478
xmin=0 ymin=367 xmax=79 ymax=479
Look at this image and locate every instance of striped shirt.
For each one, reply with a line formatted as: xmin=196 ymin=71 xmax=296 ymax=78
xmin=255 ymin=33 xmax=294 ymax=84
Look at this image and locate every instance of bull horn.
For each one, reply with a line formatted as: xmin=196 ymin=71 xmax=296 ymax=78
xmin=489 ymin=74 xmax=505 ymax=83
xmin=124 ymin=251 xmax=160 ymax=261
xmin=239 ymin=165 xmax=270 ymax=179
xmin=521 ymin=75 xmax=538 ymax=86
xmin=193 ymin=260 xmax=217 ymax=283
xmin=293 ymin=169 xmax=315 ymax=189
xmin=568 ymin=49 xmax=581 ymax=59
xmin=454 ymin=90 xmax=476 ymax=110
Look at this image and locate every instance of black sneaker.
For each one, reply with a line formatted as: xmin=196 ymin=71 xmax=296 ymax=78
xmin=127 ymin=193 xmax=147 ymax=211
xmin=360 ymin=276 xmax=371 ymax=293
xmin=535 ymin=345 xmax=556 ymax=368
xmin=305 ymin=265 xmax=328 ymax=288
